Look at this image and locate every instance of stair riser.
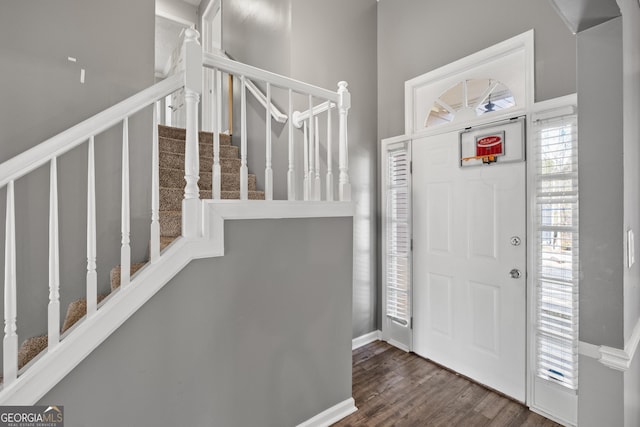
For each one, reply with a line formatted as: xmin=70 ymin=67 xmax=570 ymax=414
xmin=159 ymin=169 xmax=257 ymax=192
xmin=158 ymin=126 xmax=230 ymax=146
xmin=160 ymin=213 xmax=181 ymax=237
xmin=159 ymin=138 xmax=232 ymax=158
xmin=160 ymin=152 xmax=241 ymax=174
xmin=159 ymin=188 xmax=265 ymax=210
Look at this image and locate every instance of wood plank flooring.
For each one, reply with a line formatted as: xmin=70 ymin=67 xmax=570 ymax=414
xmin=332 ymin=341 xmax=561 ymax=427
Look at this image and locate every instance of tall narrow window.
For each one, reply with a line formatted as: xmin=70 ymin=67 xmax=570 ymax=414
xmin=534 ymin=108 xmax=579 ymax=390
xmin=384 ymin=142 xmax=411 ymax=327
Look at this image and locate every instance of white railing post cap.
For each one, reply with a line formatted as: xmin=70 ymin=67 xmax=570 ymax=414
xmin=338 ymin=81 xmax=351 ymax=110
xmin=184 ymin=27 xmax=200 ymax=44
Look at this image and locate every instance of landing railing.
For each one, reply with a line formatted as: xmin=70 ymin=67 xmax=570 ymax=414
xmin=0 ymin=27 xmax=351 ymax=391
xmin=191 ymin=29 xmax=352 ymax=205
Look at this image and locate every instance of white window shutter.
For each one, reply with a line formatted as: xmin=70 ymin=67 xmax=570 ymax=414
xmin=384 ymin=142 xmax=411 ymax=326
xmin=533 ymin=109 xmax=579 ymax=390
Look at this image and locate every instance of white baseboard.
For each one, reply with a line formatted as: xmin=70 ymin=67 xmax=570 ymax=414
xmin=352 ymin=330 xmax=381 ymax=350
xmin=296 ymin=397 xmax=357 ymax=427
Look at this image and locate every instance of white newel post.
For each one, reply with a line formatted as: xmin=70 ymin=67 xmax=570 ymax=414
xmin=48 ymin=158 xmax=60 ymax=348
xmin=337 ymin=81 xmax=351 ymax=201
xmin=4 ymin=180 xmax=17 ymax=385
xmin=120 ymin=118 xmax=131 ymax=288
xmin=182 ymin=28 xmax=203 ymax=238
xmin=287 ymin=89 xmax=296 ymax=200
xmin=150 ymin=103 xmax=160 ymax=263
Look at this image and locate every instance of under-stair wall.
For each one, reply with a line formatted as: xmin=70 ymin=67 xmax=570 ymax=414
xmin=0 ymin=0 xmax=155 ymax=365
xmin=37 ymin=217 xmax=354 ymax=427
xmin=221 ymin=0 xmax=379 ymax=338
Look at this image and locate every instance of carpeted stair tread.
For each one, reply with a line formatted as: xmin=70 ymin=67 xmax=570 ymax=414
xmin=160 ymin=188 xmax=265 ymax=210
xmin=18 ymin=335 xmax=48 ymax=370
xmin=159 ymin=152 xmax=241 ymax=174
xmin=62 ymin=294 xmax=108 ymax=333
xmin=159 ymin=168 xmax=257 ymax=192
xmin=110 ymin=262 xmax=147 ymax=291
xmin=221 ymin=190 xmax=265 ymax=200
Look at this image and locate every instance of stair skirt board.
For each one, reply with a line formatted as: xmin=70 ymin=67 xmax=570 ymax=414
xmin=296 ymin=398 xmax=358 ymax=427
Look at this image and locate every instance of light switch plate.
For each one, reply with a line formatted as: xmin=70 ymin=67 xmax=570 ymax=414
xmin=628 ymin=228 xmax=635 ymax=269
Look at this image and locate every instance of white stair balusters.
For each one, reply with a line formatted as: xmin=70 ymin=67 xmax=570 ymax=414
xmin=337 ymin=81 xmax=351 ymax=202
xmin=86 ymin=137 xmax=98 ymax=317
xmin=314 ymin=116 xmax=321 ymax=201
xmin=326 ymin=107 xmax=334 ymax=201
xmin=303 ymin=122 xmax=309 ymax=201
xmin=150 ymin=103 xmax=161 ymax=263
xmin=265 ymin=82 xmax=273 ymax=200
xmin=288 ymin=88 xmax=296 ymax=200
xmin=240 ymin=75 xmax=249 ymax=200
xmin=48 ymin=158 xmax=61 ymax=349
xmin=4 ymin=180 xmax=18 ymax=385
xmin=120 ymin=118 xmax=131 ymax=288
xmin=212 ymin=70 xmax=222 ymax=200
xmin=308 ymin=95 xmax=315 ymax=201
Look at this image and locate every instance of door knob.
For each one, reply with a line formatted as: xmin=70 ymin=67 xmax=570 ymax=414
xmin=509 ymin=268 xmax=522 ymax=279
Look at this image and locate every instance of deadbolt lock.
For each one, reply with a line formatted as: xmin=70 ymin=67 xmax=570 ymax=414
xmin=510 ymin=236 xmax=522 ymax=246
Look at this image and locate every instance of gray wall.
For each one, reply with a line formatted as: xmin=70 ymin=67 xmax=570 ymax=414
xmin=0 ymin=1 xmax=154 ymax=366
xmin=377 ymin=0 xmax=577 ymax=329
xmin=619 ymin=1 xmax=640 ymax=425
xmin=579 ymin=356 xmax=624 ymax=427
xmin=577 ymin=17 xmax=624 ymax=349
xmin=38 ymin=218 xmax=354 ymax=427
xmin=377 ymin=0 xmax=577 ymax=141
xmin=221 ymin=0 xmax=379 ymax=338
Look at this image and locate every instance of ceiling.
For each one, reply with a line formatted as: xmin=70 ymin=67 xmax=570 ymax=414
xmin=549 ymin=0 xmax=621 ymax=33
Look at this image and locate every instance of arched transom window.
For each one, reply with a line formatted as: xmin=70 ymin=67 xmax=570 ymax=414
xmin=425 ymin=79 xmax=515 ymax=127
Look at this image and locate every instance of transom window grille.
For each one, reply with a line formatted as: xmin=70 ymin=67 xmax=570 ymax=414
xmin=425 ymin=79 xmax=515 ymax=127
xmin=384 ymin=143 xmax=411 ymax=326
xmin=534 ymin=109 xmax=579 ymax=390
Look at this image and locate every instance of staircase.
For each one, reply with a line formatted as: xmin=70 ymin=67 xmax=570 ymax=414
xmin=12 ymin=125 xmax=265 ymax=374
xmin=0 ymin=29 xmax=352 ymax=404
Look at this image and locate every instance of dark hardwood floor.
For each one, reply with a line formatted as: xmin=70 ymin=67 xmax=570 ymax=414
xmin=333 ymin=341 xmax=561 ymax=427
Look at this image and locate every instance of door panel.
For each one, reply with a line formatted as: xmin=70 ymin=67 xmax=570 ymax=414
xmin=413 ymin=122 xmax=526 ymax=401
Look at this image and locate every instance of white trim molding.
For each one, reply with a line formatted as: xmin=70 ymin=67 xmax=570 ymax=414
xmin=296 ymin=397 xmax=357 ymax=427
xmin=352 ymin=330 xmax=381 ymax=350
xmin=579 ymin=316 xmax=640 ymax=371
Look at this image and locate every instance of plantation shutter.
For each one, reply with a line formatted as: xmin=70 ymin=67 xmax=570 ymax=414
xmin=533 ymin=107 xmax=579 ymax=390
xmin=384 ymin=142 xmax=411 ymax=326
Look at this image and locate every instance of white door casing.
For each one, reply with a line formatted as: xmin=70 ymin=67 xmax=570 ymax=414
xmin=412 ymin=118 xmax=527 ymax=401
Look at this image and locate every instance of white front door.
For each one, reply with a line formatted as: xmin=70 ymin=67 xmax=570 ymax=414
xmin=412 ymin=122 xmax=526 ymax=401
